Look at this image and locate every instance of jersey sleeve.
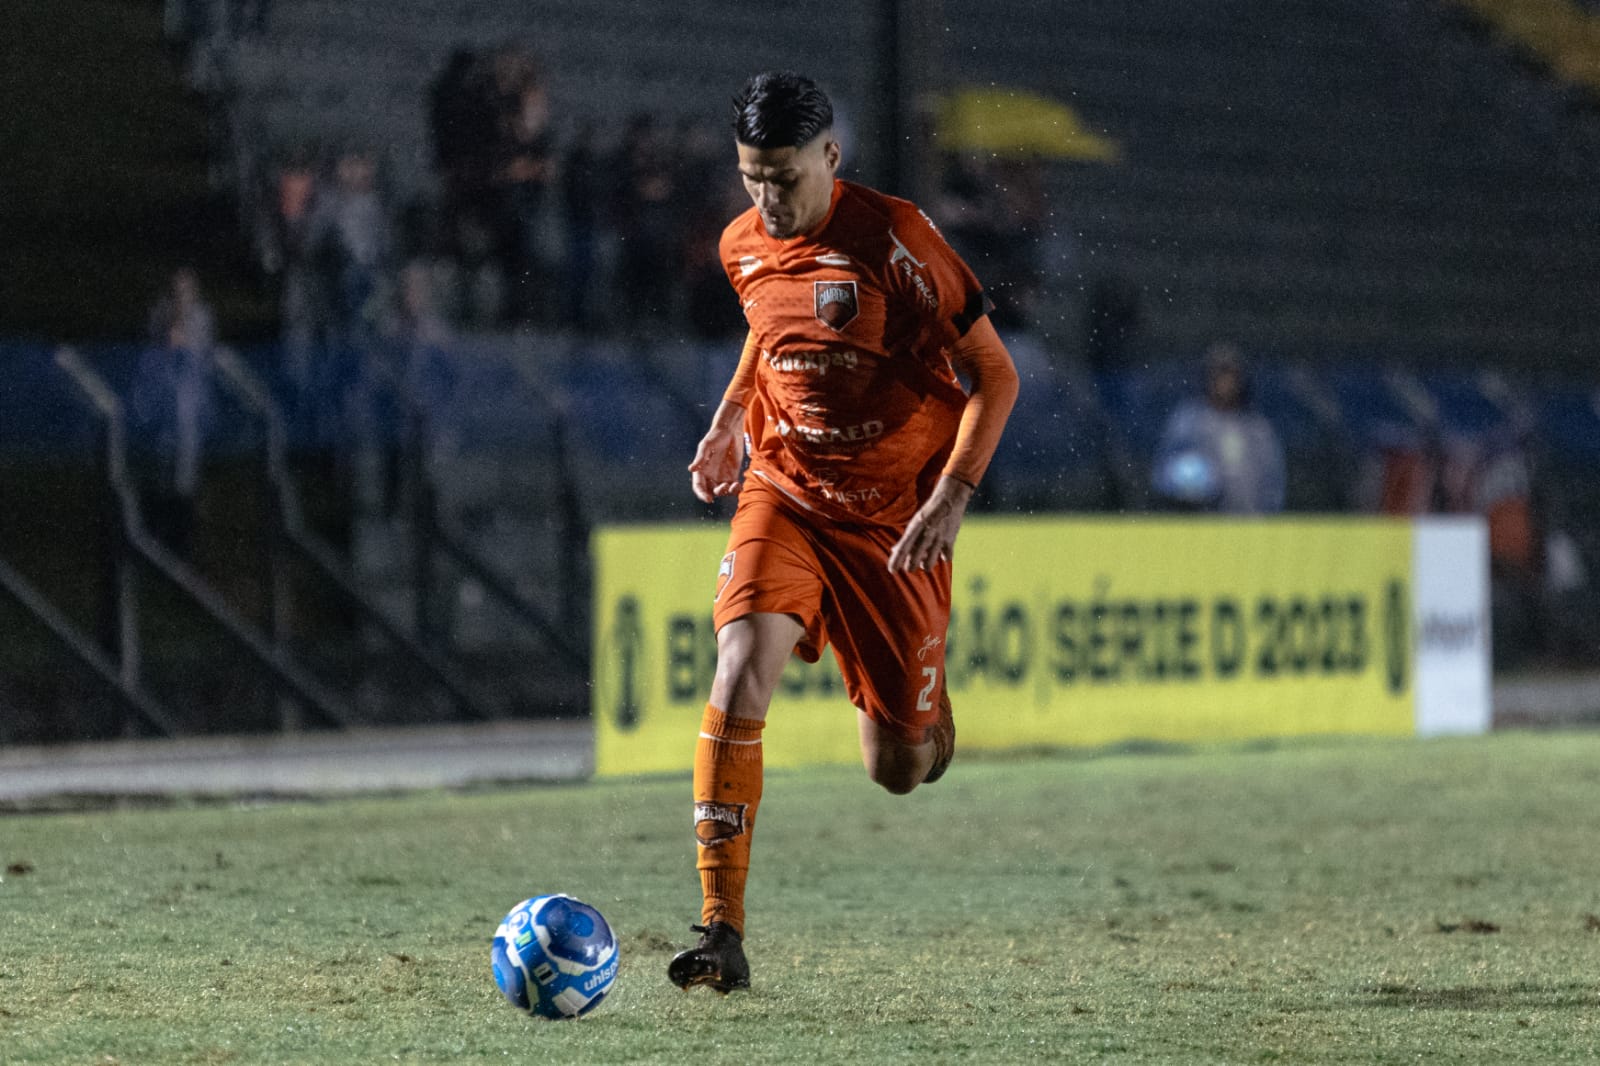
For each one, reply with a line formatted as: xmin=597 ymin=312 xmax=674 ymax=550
xmin=885 ymin=202 xmax=994 ymax=349
xmin=722 ymin=331 xmax=760 ymax=407
xmin=941 ymin=315 xmax=1019 ymax=488
xmin=717 ymin=224 xmax=744 ymax=292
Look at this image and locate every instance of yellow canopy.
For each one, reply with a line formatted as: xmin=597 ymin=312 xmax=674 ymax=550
xmin=935 ymin=86 xmax=1121 ymax=162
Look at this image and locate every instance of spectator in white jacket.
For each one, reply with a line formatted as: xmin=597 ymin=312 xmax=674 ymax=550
xmin=1153 ymin=342 xmax=1286 ymax=514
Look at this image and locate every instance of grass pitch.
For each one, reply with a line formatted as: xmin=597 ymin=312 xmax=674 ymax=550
xmin=3 ymin=731 xmax=1600 ymax=1064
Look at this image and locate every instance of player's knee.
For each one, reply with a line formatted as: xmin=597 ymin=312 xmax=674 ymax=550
xmin=865 ymin=754 xmax=921 ymax=795
xmin=868 ymin=768 xmax=920 ymax=795
xmin=710 ymin=615 xmax=801 ymax=716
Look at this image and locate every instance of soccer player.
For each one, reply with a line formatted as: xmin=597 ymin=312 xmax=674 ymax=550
xmin=668 ymin=72 xmax=1020 ymax=993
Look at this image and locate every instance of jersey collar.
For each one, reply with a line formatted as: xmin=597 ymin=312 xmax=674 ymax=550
xmin=759 ymin=180 xmax=845 ymax=251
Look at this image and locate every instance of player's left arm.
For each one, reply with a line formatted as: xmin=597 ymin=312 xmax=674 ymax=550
xmin=888 ymin=315 xmax=1019 ymax=572
xmin=689 ymin=331 xmax=758 ymax=503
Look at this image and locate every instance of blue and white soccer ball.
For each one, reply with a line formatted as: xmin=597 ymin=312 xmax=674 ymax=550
xmin=491 ymin=894 xmax=619 ymax=1019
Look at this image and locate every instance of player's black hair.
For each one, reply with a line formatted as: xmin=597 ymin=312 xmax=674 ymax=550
xmin=732 ymin=71 xmax=834 ymax=149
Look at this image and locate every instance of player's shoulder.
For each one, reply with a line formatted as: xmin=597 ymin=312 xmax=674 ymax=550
xmin=719 ymin=207 xmax=767 ymax=273
xmin=834 ymin=181 xmax=950 ymax=258
xmin=835 ymin=182 xmax=915 ymax=237
xmin=719 ymin=207 xmax=764 ymax=252
xmin=841 ymin=182 xmax=942 ymax=230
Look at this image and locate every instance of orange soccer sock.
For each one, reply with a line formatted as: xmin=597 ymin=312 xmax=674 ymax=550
xmin=693 ymin=704 xmax=765 ymax=937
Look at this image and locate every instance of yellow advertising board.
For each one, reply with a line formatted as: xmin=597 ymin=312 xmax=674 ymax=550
xmin=591 ymin=517 xmax=1436 ymax=777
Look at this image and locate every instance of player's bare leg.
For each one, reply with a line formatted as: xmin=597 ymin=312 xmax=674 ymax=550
xmin=856 ymin=679 xmax=955 ymax=792
xmin=924 ymin=681 xmax=956 ymax=783
xmin=707 ymin=612 xmax=802 ymax=722
xmin=669 ymin=612 xmax=802 ymax=993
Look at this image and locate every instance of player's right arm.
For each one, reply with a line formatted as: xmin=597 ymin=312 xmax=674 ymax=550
xmin=688 ymin=331 xmax=758 ymax=503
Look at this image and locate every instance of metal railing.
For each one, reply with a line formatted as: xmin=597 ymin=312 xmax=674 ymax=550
xmin=210 ymin=348 xmax=499 ymax=721
xmin=55 ymin=346 xmax=354 ymax=732
xmin=402 ymin=403 xmax=590 ymax=674
xmin=0 ymin=555 xmax=180 ymax=737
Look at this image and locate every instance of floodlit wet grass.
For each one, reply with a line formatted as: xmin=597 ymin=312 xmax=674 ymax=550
xmin=3 ymin=731 xmax=1599 ymax=1063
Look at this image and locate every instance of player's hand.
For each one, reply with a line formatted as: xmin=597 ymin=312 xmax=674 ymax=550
xmin=688 ymin=417 xmax=747 ymax=503
xmin=888 ymin=476 xmax=974 ymax=573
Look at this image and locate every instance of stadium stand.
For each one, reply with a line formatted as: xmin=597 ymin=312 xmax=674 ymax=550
xmin=202 ymin=0 xmax=1600 ymax=367
xmin=4 ymin=0 xmax=266 ymax=341
xmin=5 ymin=0 xmax=1600 ymax=740
xmin=941 ymin=0 xmax=1600 ymax=364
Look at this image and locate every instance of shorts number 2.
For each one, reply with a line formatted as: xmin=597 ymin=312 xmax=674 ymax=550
xmin=915 ymin=666 xmax=938 ymax=711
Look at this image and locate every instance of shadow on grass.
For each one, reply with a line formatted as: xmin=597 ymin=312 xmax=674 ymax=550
xmin=1358 ymin=981 xmax=1600 ymax=1010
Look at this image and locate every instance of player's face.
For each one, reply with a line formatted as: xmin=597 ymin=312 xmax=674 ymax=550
xmin=736 ymin=135 xmax=841 ymax=239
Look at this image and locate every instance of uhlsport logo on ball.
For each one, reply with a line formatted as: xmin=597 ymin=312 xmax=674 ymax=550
xmin=492 ymin=894 xmax=619 ymax=1019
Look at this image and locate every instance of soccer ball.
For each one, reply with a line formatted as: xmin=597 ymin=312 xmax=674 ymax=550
xmin=491 ymin=894 xmax=619 ymax=1019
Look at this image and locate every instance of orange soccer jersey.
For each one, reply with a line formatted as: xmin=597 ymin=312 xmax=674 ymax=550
xmin=719 ymin=179 xmax=992 ymax=529
xmin=710 ymin=179 xmax=995 ymax=737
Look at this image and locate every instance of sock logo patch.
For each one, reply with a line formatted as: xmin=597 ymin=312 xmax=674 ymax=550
xmin=694 ymin=801 xmax=748 ymax=846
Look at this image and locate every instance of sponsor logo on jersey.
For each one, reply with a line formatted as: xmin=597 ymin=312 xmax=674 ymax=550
xmin=715 ymin=551 xmax=735 ymax=601
xmin=819 ymin=484 xmax=884 ymax=505
xmin=888 ymin=229 xmax=938 ymax=311
xmin=888 ymin=229 xmax=926 ymax=269
xmin=763 ymin=348 xmax=860 ymax=376
xmin=776 ymin=418 xmax=884 ymax=446
xmin=814 ymin=279 xmax=859 ymax=331
xmin=739 ymin=255 xmax=763 ymax=276
xmin=816 ymin=252 xmax=852 ymax=266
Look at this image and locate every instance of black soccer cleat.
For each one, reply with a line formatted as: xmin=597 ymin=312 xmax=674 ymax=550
xmin=922 ymin=685 xmax=956 ymax=785
xmin=667 ymin=922 xmax=750 ymax=993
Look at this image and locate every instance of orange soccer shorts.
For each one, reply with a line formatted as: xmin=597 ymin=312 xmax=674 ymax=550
xmin=712 ymin=480 xmax=951 ymax=744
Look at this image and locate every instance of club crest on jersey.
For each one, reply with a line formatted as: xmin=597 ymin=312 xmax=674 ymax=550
xmin=814 ymin=280 xmax=859 ymax=331
xmin=715 ymin=551 xmax=736 ymax=601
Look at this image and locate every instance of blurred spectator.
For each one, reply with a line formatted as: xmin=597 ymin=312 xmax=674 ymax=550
xmin=1152 ymin=342 xmax=1286 ymax=513
xmin=427 ymin=42 xmax=558 ymax=327
xmin=130 ymin=268 xmax=219 ymax=559
xmin=486 ymin=46 xmax=557 ymax=323
xmin=931 ymin=154 xmax=1050 ymax=331
xmin=678 ymin=119 xmax=746 ymax=340
xmin=430 ymin=48 xmax=493 ymax=203
xmin=933 ymin=155 xmax=1012 ymax=322
xmin=561 ymin=123 xmax=603 ymax=330
xmin=1540 ymin=511 xmax=1595 ymax=665
xmin=429 ymin=48 xmax=500 ymax=326
xmin=305 ymin=147 xmax=392 ymax=345
xmin=167 ymin=0 xmax=269 ymax=90
xmin=357 ymin=263 xmax=458 ymax=514
xmin=1365 ymin=423 xmax=1446 ymax=516
xmin=1083 ymin=273 xmax=1143 ymax=373
xmin=261 ymin=145 xmax=317 ymax=277
xmin=608 ymin=113 xmax=683 ymax=330
xmin=1447 ymin=426 xmax=1543 ymax=668
xmin=147 ymin=265 xmax=216 ymax=360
